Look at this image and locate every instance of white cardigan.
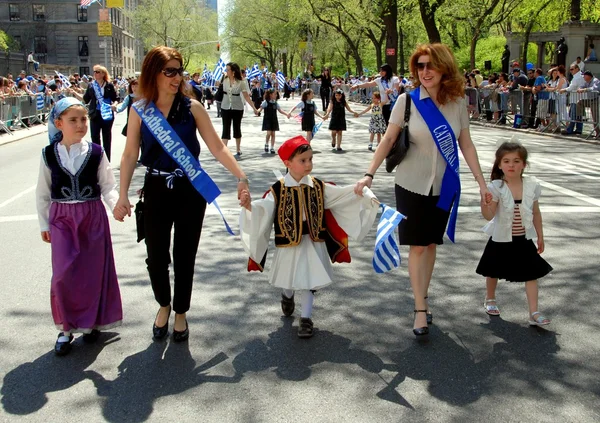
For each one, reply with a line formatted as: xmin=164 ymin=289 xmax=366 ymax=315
xmin=483 ymin=176 xmax=541 ymax=242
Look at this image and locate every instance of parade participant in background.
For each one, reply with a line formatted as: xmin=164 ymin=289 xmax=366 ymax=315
xmin=251 ymin=80 xmax=264 ymax=116
xmin=477 ymin=141 xmax=552 ymax=326
xmin=315 ymin=67 xmax=333 ymax=112
xmin=259 ymin=88 xmax=290 ymax=154
xmin=115 ymin=79 xmax=138 ymax=136
xmin=83 ymin=65 xmax=118 ymax=161
xmin=114 ymin=46 xmax=250 ymax=343
xmin=357 ymin=92 xmax=387 ymax=151
xmin=288 ymin=88 xmax=326 ymax=144
xmin=351 ymin=64 xmax=400 ymax=125
xmin=239 ymin=136 xmax=379 ymax=338
xmin=354 ymin=43 xmax=490 ymax=339
xmin=323 ymin=89 xmax=358 ymax=151
xmin=36 ymin=97 xmax=122 ymax=356
xmin=220 ymin=62 xmax=259 ymax=159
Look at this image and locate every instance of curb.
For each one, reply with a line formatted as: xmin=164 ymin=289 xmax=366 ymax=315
xmin=0 ymin=123 xmax=48 ymax=147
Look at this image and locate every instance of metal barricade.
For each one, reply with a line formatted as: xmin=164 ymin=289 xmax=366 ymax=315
xmin=558 ymin=91 xmax=600 ymax=138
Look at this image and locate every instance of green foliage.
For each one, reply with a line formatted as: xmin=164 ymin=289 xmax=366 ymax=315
xmin=0 ymin=30 xmax=9 ymax=52
xmin=452 ymin=35 xmax=537 ymax=74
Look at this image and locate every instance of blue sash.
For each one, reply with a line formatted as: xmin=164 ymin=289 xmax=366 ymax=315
xmin=133 ymin=100 xmax=234 ymax=235
xmin=92 ymin=81 xmax=114 ymax=121
xmin=381 ymin=77 xmax=398 ymax=107
xmin=409 ymin=87 xmax=461 ymax=242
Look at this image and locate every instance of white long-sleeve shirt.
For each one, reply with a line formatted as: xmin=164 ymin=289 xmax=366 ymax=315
xmin=565 ymin=71 xmax=585 ymax=92
xmin=36 ymin=141 xmax=118 ymax=231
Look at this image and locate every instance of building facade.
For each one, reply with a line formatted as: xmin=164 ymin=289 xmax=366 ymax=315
xmin=0 ymin=0 xmax=143 ymax=77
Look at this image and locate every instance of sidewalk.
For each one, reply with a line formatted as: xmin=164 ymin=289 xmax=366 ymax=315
xmin=0 ymin=123 xmax=48 ymax=146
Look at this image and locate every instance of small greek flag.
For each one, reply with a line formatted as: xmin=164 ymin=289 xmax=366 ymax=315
xmin=373 ymin=204 xmax=405 ymax=273
xmin=202 ymin=64 xmax=213 ymax=87
xmin=212 ymin=58 xmax=226 ymax=83
xmin=36 ymin=93 xmax=44 ymax=110
xmin=248 ymin=63 xmax=261 ymax=80
xmin=54 ymin=71 xmax=71 ymax=88
xmin=276 ymin=71 xmax=286 ymax=90
xmin=312 ymin=121 xmax=322 ymax=137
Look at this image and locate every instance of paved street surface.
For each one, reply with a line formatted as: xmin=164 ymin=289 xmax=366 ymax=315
xmin=1 ymin=102 xmax=599 ymax=422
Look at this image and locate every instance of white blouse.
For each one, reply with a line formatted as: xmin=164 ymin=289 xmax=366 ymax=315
xmin=375 ymin=76 xmax=400 ymax=105
xmin=239 ymin=173 xmax=379 ymax=291
xmin=221 ymin=78 xmax=249 ymax=111
xmin=36 ymin=141 xmax=118 ymax=231
xmin=483 ymin=176 xmax=541 ymax=242
xmin=389 ymin=89 xmax=470 ymax=196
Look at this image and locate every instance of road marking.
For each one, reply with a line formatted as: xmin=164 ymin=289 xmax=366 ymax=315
xmin=0 ymin=185 xmax=36 ymax=209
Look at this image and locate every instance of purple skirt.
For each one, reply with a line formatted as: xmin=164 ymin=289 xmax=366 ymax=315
xmin=50 ymin=200 xmax=122 ymax=333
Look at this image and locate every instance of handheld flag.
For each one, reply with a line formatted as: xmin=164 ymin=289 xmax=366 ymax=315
xmin=312 ymin=121 xmax=322 ymax=138
xmin=54 ymin=71 xmax=71 ymax=88
xmin=276 ymin=71 xmax=286 ymax=90
xmin=373 ymin=204 xmax=405 ymax=273
xmin=212 ymin=58 xmax=226 ymax=83
xmin=247 ymin=63 xmax=261 ymax=80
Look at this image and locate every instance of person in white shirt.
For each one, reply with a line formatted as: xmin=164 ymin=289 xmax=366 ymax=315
xmin=477 ymin=141 xmax=552 ymax=326
xmin=578 ymin=70 xmax=600 ymax=137
xmin=351 ymin=64 xmax=400 ymax=125
xmin=560 ymin=64 xmax=586 ymax=134
xmin=571 ymin=57 xmax=585 ymax=73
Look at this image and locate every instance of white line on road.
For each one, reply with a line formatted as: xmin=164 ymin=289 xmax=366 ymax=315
xmin=0 ymin=185 xmax=36 ymax=210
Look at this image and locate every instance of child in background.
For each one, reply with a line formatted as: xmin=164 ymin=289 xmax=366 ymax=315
xmin=357 ymin=92 xmax=386 ymax=151
xmin=288 ymin=88 xmax=326 ymax=143
xmin=259 ymin=88 xmax=290 ymax=154
xmin=476 ymin=141 xmax=552 ymax=326
xmin=36 ymin=97 xmax=122 ymax=356
xmin=239 ymin=136 xmax=379 ymax=338
xmin=323 ymin=89 xmax=358 ymax=151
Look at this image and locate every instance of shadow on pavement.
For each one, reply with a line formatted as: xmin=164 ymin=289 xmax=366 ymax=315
xmin=1 ymin=332 xmax=120 ymax=415
xmin=231 ymin=317 xmax=384 ymax=382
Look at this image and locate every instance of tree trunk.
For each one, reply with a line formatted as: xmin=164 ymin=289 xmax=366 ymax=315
xmin=418 ymin=0 xmax=444 ymax=43
xmin=365 ymin=30 xmax=384 ymax=70
xmin=570 ymin=0 xmax=581 ymax=21
xmin=289 ymin=51 xmax=295 ymax=77
xmin=398 ymin=25 xmax=405 ymax=74
xmin=282 ymin=51 xmax=288 ymax=76
xmin=470 ymin=29 xmax=480 ymax=70
xmin=383 ymin=0 xmax=398 ymax=71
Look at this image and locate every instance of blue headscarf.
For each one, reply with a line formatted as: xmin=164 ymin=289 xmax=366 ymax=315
xmin=48 ymin=97 xmax=85 ymax=144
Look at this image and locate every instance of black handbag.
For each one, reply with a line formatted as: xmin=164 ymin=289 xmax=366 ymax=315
xmin=385 ymin=94 xmax=412 ymax=173
xmin=214 ymin=77 xmax=225 ymax=102
xmin=134 ymin=190 xmax=145 ymax=243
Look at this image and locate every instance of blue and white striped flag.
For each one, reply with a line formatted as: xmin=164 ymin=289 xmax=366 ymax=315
xmin=201 ymin=64 xmax=213 ymax=87
xmin=54 ymin=71 xmax=71 ymax=88
xmin=212 ymin=58 xmax=226 ymax=83
xmin=276 ymin=71 xmax=286 ymax=90
xmin=312 ymin=121 xmax=322 ymax=137
xmin=373 ymin=204 xmax=405 ymax=273
xmin=247 ymin=63 xmax=261 ymax=80
xmin=36 ymin=93 xmax=45 ymax=110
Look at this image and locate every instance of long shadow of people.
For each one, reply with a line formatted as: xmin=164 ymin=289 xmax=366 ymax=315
xmin=85 ymin=340 xmax=237 ymax=423
xmin=232 ymin=318 xmax=385 ymax=382
xmin=1 ymin=333 xmax=120 ymax=415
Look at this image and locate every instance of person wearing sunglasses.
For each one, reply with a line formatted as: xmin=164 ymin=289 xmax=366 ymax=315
xmin=114 ymin=46 xmax=250 ymax=343
xmin=82 ymin=65 xmax=119 ymax=160
xmin=354 ymin=43 xmax=489 ymax=340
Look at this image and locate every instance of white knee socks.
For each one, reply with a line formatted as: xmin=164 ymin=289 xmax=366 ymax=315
xmin=282 ymin=289 xmax=294 ymax=299
xmin=300 ymin=290 xmax=314 ymax=318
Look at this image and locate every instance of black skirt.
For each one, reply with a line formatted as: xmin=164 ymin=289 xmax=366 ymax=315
xmin=476 ymin=236 xmax=553 ymax=282
xmin=395 ymin=184 xmax=450 ymax=246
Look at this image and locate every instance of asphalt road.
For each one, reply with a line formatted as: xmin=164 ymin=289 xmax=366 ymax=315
xmin=1 ymin=101 xmax=599 ymax=422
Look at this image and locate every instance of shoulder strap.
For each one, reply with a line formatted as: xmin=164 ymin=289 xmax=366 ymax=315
xmin=403 ymin=94 xmax=411 ymax=124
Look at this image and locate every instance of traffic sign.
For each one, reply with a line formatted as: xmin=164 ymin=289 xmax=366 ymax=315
xmin=97 ymin=22 xmax=112 ymax=37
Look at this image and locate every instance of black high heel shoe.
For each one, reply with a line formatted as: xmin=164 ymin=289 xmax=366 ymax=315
xmin=413 ymin=310 xmax=429 ymax=337
xmin=152 ymin=305 xmax=171 ymax=340
xmin=425 ymin=296 xmax=433 ymax=325
xmin=173 ymin=318 xmax=189 ymax=343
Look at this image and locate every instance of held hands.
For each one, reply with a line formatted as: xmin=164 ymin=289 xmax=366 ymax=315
xmin=237 ymin=180 xmax=250 ymax=203
xmin=41 ymin=231 xmax=51 ymax=243
xmin=239 ymin=188 xmax=251 ymax=210
xmin=353 ymin=112 xmax=359 ymax=118
xmin=480 ymin=187 xmax=492 ymax=206
xmin=354 ymin=176 xmax=373 ymax=196
xmin=113 ymin=196 xmax=133 ymax=222
xmin=537 ymin=237 xmax=545 ymax=254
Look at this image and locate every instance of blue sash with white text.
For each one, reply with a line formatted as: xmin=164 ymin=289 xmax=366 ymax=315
xmin=133 ymin=100 xmax=234 ymax=235
xmin=92 ymin=81 xmax=114 ymax=121
xmin=409 ymin=87 xmax=461 ymax=242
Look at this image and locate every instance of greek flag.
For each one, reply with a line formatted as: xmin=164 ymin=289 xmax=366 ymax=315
xmin=312 ymin=121 xmax=322 ymax=137
xmin=373 ymin=204 xmax=405 ymax=273
xmin=36 ymin=93 xmax=44 ymax=110
xmin=54 ymin=71 xmax=71 ymax=88
xmin=202 ymin=64 xmax=213 ymax=87
xmin=276 ymin=70 xmax=286 ymax=90
xmin=212 ymin=58 xmax=226 ymax=83
xmin=247 ymin=63 xmax=261 ymax=80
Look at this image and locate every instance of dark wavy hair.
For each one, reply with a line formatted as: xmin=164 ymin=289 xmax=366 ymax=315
xmin=491 ymin=142 xmax=529 ymax=181
xmin=226 ymin=62 xmax=243 ymax=81
xmin=380 ymin=64 xmax=393 ymax=81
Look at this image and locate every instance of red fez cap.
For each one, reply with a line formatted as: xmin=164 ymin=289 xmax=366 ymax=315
xmin=278 ymin=135 xmax=310 ymax=161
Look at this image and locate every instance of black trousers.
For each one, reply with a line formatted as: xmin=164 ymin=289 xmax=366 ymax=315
xmin=143 ymin=174 xmax=207 ymax=314
xmin=221 ymin=109 xmax=244 ymax=140
xmin=90 ymin=116 xmax=114 ymax=161
xmin=382 ymin=104 xmax=392 ymax=126
xmin=321 ymin=87 xmax=331 ymax=111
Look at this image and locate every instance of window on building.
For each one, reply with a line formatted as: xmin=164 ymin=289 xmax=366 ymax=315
xmin=77 ymin=5 xmax=88 ymax=22
xmin=9 ymin=4 xmax=20 ymax=21
xmin=34 ymin=36 xmax=47 ymax=54
xmin=78 ymin=36 xmax=89 ymax=56
xmin=32 ymin=4 xmax=46 ymax=21
xmin=80 ymin=67 xmax=90 ymax=77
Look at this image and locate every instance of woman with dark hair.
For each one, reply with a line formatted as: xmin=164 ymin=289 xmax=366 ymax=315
xmin=351 ymin=63 xmax=400 ymax=125
xmin=220 ymin=62 xmax=259 ymax=158
xmin=316 ymin=67 xmax=333 ymax=111
xmin=115 ymin=79 xmax=138 ymax=136
xmin=114 ymin=46 xmax=251 ymax=342
xmin=82 ymin=65 xmax=118 ymax=161
xmin=354 ymin=44 xmax=489 ymax=340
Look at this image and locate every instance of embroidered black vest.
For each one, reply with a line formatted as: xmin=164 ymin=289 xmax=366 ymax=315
xmin=43 ymin=142 xmax=102 ymax=202
xmin=271 ymin=177 xmax=328 ymax=247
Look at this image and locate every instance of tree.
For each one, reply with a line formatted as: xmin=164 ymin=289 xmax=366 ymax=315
xmin=382 ymin=0 xmax=398 ymax=71
xmin=417 ymin=0 xmax=446 ymax=43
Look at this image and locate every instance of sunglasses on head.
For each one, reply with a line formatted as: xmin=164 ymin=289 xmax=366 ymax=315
xmin=162 ymin=67 xmax=184 ymax=78
xmin=416 ymin=61 xmax=436 ymax=71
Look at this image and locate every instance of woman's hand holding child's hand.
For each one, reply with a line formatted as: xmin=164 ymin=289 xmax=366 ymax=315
xmin=113 ymin=197 xmax=133 ymax=222
xmin=239 ymin=189 xmax=252 ymax=210
xmin=41 ymin=231 xmax=51 ymax=243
